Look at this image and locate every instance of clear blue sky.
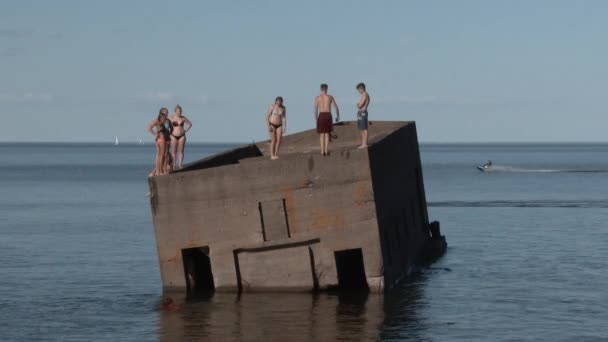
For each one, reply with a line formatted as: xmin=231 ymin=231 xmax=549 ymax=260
xmin=1 ymin=0 xmax=607 ymax=142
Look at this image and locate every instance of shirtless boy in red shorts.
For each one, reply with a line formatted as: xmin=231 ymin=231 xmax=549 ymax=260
xmin=314 ymin=83 xmax=340 ymax=156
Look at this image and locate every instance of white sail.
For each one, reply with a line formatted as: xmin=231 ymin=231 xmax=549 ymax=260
xmin=115 ymin=136 xmax=119 ymax=145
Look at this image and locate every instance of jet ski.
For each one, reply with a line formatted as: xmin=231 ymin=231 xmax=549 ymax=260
xmin=476 ymin=160 xmax=493 ymax=172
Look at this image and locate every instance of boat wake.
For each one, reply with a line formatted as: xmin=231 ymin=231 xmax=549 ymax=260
xmin=478 ymin=165 xmax=608 ymax=173
xmin=430 ymin=200 xmax=608 ymax=208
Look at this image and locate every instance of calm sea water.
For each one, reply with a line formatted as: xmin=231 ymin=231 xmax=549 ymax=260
xmin=1 ymin=143 xmax=607 ymax=341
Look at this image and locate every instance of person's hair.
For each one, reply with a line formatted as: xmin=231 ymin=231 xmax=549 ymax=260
xmin=320 ymin=84 xmax=328 ymax=91
xmin=158 ymin=107 xmax=168 ymax=120
xmin=275 ymin=96 xmax=284 ymax=108
xmin=174 ymin=104 xmax=182 ymax=113
xmin=356 ymin=82 xmax=366 ymax=90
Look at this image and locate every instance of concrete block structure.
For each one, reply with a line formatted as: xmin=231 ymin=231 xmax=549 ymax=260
xmin=148 ymin=121 xmax=446 ymax=294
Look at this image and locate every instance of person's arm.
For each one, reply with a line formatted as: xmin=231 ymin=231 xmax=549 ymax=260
xmin=266 ymin=105 xmax=273 ymax=132
xmin=147 ymin=119 xmax=158 ymax=138
xmin=184 ymin=116 xmax=192 ymax=133
xmin=282 ymin=108 xmax=287 ymax=134
xmin=332 ymin=97 xmax=340 ymax=122
xmin=313 ymin=97 xmax=319 ymax=122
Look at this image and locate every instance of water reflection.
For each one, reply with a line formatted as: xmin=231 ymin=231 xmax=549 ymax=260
xmin=381 ymin=277 xmax=427 ymax=341
xmin=159 ymin=278 xmax=427 ymax=341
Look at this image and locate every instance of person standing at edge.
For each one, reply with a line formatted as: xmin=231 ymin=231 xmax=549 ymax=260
xmin=169 ymin=105 xmax=192 ymax=170
xmin=314 ymin=83 xmax=340 ymax=156
xmin=356 ymin=82 xmax=370 ymax=148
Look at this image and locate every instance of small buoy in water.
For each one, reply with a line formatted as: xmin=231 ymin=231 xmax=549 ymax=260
xmin=161 ymin=297 xmax=181 ymax=311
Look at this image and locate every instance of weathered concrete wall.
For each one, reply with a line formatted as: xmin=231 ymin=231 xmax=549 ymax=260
xmin=150 ymin=137 xmax=382 ymax=291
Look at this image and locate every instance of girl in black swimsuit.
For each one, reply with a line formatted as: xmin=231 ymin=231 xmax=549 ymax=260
xmin=169 ymin=105 xmax=192 ymax=170
xmin=266 ymin=96 xmax=287 ymax=160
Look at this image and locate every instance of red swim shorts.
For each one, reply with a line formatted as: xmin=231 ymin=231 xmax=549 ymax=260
xmin=316 ymin=112 xmax=333 ymax=134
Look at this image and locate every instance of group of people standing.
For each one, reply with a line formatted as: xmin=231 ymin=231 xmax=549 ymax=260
xmin=268 ymin=82 xmax=371 ymax=159
xmin=147 ymin=105 xmax=192 ymax=176
xmin=147 ymin=82 xmax=370 ymax=176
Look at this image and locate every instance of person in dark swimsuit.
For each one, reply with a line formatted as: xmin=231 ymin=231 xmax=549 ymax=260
xmin=169 ymin=105 xmax=192 ymax=169
xmin=266 ymin=96 xmax=287 ymax=160
xmin=148 ymin=108 xmax=171 ymax=176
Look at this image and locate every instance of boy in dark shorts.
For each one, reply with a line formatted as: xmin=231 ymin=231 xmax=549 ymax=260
xmin=314 ymin=84 xmax=340 ymax=156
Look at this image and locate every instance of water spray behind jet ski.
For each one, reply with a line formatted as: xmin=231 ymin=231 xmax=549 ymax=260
xmin=475 ymin=161 xmax=607 ymax=173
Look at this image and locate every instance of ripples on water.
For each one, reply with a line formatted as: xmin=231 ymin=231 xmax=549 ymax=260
xmin=1 ymin=143 xmax=607 ymax=341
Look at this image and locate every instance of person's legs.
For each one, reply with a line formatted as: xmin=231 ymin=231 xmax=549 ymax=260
xmin=357 ymin=116 xmax=369 ymax=148
xmin=167 ymin=141 xmax=174 ymax=172
xmin=165 ymin=148 xmax=173 ymax=173
xmin=154 ymin=141 xmax=161 ymax=175
xmin=170 ymin=136 xmax=178 ymax=168
xmin=177 ymin=136 xmax=186 ymax=168
xmin=358 ymin=129 xmax=368 ymax=148
xmin=274 ymin=127 xmax=283 ymax=159
xmin=324 ymin=133 xmax=330 ymax=155
xmin=270 ymin=129 xmax=277 ymax=159
xmin=158 ymin=142 xmax=167 ymax=174
xmin=319 ymin=134 xmax=324 ymax=155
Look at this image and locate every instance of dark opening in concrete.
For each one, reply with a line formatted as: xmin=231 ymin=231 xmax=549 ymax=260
xmin=182 ymin=246 xmax=215 ymax=295
xmin=334 ymin=249 xmax=369 ymax=290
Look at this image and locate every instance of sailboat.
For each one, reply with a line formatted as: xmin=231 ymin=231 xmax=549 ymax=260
xmin=138 ymin=138 xmax=144 ymax=145
xmin=114 ymin=136 xmax=119 ymax=145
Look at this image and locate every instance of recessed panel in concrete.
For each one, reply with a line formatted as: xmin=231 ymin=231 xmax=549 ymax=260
xmin=259 ymin=199 xmax=290 ymax=241
xmin=237 ymin=245 xmax=313 ymax=291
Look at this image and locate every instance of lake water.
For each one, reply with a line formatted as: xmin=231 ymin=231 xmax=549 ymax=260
xmin=1 ymin=143 xmax=607 ymax=341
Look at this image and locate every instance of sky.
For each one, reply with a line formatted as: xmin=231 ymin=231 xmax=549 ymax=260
xmin=1 ymin=0 xmax=607 ymax=143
